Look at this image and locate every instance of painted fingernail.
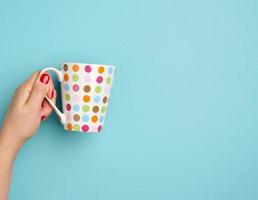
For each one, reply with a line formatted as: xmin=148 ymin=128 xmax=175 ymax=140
xmin=51 ymin=90 xmax=54 ymax=99
xmin=40 ymin=73 xmax=50 ymax=84
xmin=41 ymin=116 xmax=46 ymax=120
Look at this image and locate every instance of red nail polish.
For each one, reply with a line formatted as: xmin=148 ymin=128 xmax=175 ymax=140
xmin=40 ymin=73 xmax=50 ymax=84
xmin=41 ymin=116 xmax=46 ymax=120
xmin=51 ymin=90 xmax=54 ymax=99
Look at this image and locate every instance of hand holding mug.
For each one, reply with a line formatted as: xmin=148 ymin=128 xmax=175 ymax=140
xmin=42 ymin=63 xmax=116 ymax=133
xmin=1 ymin=71 xmax=56 ymax=146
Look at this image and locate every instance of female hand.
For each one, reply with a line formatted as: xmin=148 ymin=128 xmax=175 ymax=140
xmin=0 ymin=71 xmax=56 ymax=146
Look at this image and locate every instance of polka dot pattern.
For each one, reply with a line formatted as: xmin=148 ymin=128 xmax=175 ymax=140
xmin=95 ymin=86 xmax=101 ymax=93
xmin=73 ymin=84 xmax=80 ymax=92
xmin=103 ymin=96 xmax=108 ymax=103
xmin=82 ymin=115 xmax=89 ymax=122
xmin=98 ymin=66 xmax=104 ymax=73
xmin=73 ymin=114 xmax=80 ymax=121
xmin=64 ymin=84 xmax=70 ymax=91
xmin=96 ymin=76 xmax=103 ymax=83
xmin=66 ymin=103 xmax=71 ymax=111
xmin=84 ymin=65 xmax=91 ymax=73
xmin=67 ymin=123 xmax=73 ymax=131
xmin=99 ymin=116 xmax=104 ymax=123
xmin=83 ymin=95 xmax=90 ymax=103
xmin=84 ymin=85 xmax=91 ymax=93
xmin=62 ymin=63 xmax=115 ymax=133
xmin=72 ymin=64 xmax=79 ymax=72
xmin=73 ymin=104 xmax=80 ymax=112
xmin=65 ymin=93 xmax=70 ymax=101
xmin=82 ymin=125 xmax=89 ymax=132
xmin=63 ymin=64 xmax=68 ymax=71
xmin=82 ymin=105 xmax=90 ymax=112
xmin=94 ymin=96 xmax=101 ymax=103
xmin=92 ymin=106 xmax=99 ymax=113
xmin=91 ymin=115 xmax=98 ymax=123
xmin=72 ymin=74 xmax=79 ymax=82
xmin=64 ymin=74 xmax=69 ymax=81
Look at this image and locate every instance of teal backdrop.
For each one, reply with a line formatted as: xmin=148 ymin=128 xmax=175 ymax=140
xmin=0 ymin=0 xmax=258 ymax=199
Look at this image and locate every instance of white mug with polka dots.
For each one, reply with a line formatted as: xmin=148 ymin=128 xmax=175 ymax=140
xmin=41 ymin=63 xmax=116 ymax=133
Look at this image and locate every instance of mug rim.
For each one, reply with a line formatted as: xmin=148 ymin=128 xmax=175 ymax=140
xmin=62 ymin=62 xmax=117 ymax=69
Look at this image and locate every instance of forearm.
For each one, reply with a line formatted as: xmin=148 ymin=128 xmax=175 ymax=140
xmin=0 ymin=129 xmax=23 ymax=200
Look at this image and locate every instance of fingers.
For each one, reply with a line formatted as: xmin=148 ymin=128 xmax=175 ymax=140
xmin=41 ymin=89 xmax=56 ymax=121
xmin=27 ymin=72 xmax=51 ymax=110
xmin=15 ymin=72 xmax=40 ymax=106
xmin=41 ymin=75 xmax=55 ymax=120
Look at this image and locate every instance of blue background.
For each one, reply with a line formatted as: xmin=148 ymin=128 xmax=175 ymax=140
xmin=0 ymin=0 xmax=258 ymax=199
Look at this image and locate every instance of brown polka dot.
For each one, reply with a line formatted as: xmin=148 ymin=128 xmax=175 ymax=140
xmin=67 ymin=123 xmax=73 ymax=131
xmin=63 ymin=64 xmax=68 ymax=71
xmin=103 ymin=96 xmax=108 ymax=103
xmin=83 ymin=95 xmax=91 ymax=103
xmin=84 ymin=85 xmax=91 ymax=93
xmin=64 ymin=74 xmax=69 ymax=81
xmin=91 ymin=115 xmax=98 ymax=123
xmin=92 ymin=106 xmax=99 ymax=113
xmin=73 ymin=114 xmax=80 ymax=121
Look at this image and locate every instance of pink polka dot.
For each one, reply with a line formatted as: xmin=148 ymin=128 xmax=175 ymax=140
xmin=84 ymin=75 xmax=92 ymax=83
xmin=105 ymin=86 xmax=110 ymax=94
xmin=96 ymin=76 xmax=103 ymax=83
xmin=91 ymin=125 xmax=98 ymax=132
xmin=66 ymin=103 xmax=71 ymax=111
xmin=82 ymin=125 xmax=89 ymax=132
xmin=98 ymin=125 xmax=102 ymax=132
xmin=66 ymin=113 xmax=72 ymax=121
xmin=73 ymin=84 xmax=80 ymax=92
xmin=73 ymin=94 xmax=80 ymax=102
xmin=84 ymin=65 xmax=92 ymax=73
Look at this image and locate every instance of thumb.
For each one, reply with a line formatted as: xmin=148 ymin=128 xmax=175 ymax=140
xmin=27 ymin=72 xmax=51 ymax=109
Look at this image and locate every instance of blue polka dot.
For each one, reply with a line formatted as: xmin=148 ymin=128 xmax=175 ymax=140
xmin=99 ymin=116 xmax=104 ymax=123
xmin=64 ymin=84 xmax=70 ymax=91
xmin=94 ymin=96 xmax=101 ymax=103
xmin=108 ymin=67 xmax=113 ymax=75
xmin=82 ymin=115 xmax=89 ymax=122
xmin=73 ymin=104 xmax=80 ymax=112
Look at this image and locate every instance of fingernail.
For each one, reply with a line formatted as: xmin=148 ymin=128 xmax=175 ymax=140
xmin=41 ymin=116 xmax=46 ymax=120
xmin=40 ymin=73 xmax=50 ymax=84
xmin=51 ymin=90 xmax=54 ymax=99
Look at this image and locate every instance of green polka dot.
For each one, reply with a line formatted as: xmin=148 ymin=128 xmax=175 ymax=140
xmin=73 ymin=124 xmax=80 ymax=131
xmin=101 ymin=106 xmax=106 ymax=113
xmin=65 ymin=93 xmax=70 ymax=101
xmin=106 ymin=77 xmax=111 ymax=84
xmin=95 ymin=86 xmax=102 ymax=93
xmin=82 ymin=105 xmax=90 ymax=112
xmin=72 ymin=74 xmax=79 ymax=82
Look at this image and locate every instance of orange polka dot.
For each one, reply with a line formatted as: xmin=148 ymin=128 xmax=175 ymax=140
xmin=83 ymin=95 xmax=91 ymax=103
xmin=72 ymin=64 xmax=79 ymax=72
xmin=98 ymin=66 xmax=104 ymax=73
xmin=91 ymin=115 xmax=98 ymax=123
xmin=64 ymin=74 xmax=69 ymax=81
xmin=67 ymin=123 xmax=73 ymax=131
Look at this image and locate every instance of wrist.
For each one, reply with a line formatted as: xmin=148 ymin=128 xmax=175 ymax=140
xmin=0 ymin=128 xmax=24 ymax=157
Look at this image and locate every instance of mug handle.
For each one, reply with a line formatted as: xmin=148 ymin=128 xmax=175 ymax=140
xmin=41 ymin=67 xmax=66 ymax=125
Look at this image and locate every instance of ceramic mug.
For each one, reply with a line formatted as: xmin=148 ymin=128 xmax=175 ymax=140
xmin=42 ymin=63 xmax=116 ymax=133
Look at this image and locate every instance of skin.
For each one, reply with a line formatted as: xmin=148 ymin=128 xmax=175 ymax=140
xmin=0 ymin=71 xmax=56 ymax=200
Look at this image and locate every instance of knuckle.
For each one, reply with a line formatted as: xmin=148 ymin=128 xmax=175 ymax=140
xmin=33 ymin=83 xmax=48 ymax=96
xmin=14 ymin=85 xmax=24 ymax=95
